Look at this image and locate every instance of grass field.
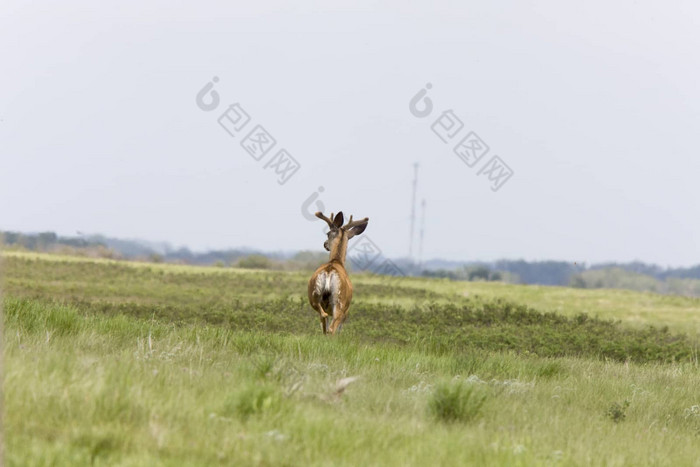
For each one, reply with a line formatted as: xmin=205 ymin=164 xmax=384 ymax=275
xmin=3 ymin=251 xmax=700 ymax=466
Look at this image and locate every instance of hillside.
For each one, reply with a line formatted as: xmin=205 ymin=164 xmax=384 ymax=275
xmin=3 ymin=231 xmax=700 ymax=297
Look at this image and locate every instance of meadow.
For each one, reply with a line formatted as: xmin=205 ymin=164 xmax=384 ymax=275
xmin=3 ymin=251 xmax=700 ymax=466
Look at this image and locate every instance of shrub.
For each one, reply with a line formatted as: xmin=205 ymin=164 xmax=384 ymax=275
xmin=605 ymin=400 xmax=630 ymax=423
xmin=237 ymin=255 xmax=271 ymax=269
xmin=428 ymin=381 xmax=487 ymax=423
xmin=223 ymin=385 xmax=285 ymax=421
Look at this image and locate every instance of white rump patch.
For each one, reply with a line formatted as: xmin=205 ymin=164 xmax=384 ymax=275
xmin=314 ymin=271 xmax=340 ymax=302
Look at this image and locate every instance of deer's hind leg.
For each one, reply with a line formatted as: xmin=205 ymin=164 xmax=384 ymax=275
xmin=320 ymin=314 xmax=328 ymax=334
xmin=311 ymin=300 xmax=329 ymax=335
xmin=328 ymin=304 xmax=347 ymax=335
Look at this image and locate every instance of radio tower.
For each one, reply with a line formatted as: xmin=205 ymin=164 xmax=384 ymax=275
xmin=418 ymin=199 xmax=426 ymax=270
xmin=409 ymin=163 xmax=419 ymax=260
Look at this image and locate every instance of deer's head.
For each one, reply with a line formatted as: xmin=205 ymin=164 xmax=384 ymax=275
xmin=315 ymin=211 xmax=369 ymax=253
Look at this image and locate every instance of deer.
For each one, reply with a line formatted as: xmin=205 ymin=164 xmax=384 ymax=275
xmin=308 ymin=211 xmax=369 ymax=335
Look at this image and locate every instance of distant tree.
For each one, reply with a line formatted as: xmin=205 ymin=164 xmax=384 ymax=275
xmin=663 ymin=265 xmax=700 ymax=281
xmin=570 ymin=275 xmax=587 ymax=288
xmin=37 ymin=232 xmax=58 ymax=246
xmin=237 ymin=254 xmax=271 ymax=269
xmin=494 ymin=260 xmax=583 ymax=285
xmin=468 ymin=266 xmax=491 ymax=281
xmin=422 ymin=269 xmax=459 ymax=280
xmin=1 ymin=232 xmax=18 ymax=245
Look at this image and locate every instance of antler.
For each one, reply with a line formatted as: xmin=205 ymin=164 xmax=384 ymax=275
xmin=342 ymin=215 xmax=369 ymax=230
xmin=315 ymin=211 xmax=335 ymax=228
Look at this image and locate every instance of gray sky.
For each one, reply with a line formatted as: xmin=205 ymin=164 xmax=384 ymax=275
xmin=1 ymin=0 xmax=698 ymax=266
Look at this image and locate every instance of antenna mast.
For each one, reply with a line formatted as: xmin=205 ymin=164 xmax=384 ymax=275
xmin=418 ymin=199 xmax=426 ymax=270
xmin=409 ymin=163 xmax=419 ymax=260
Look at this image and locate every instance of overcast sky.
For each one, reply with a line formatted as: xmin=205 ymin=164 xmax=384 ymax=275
xmin=1 ymin=0 xmax=698 ymax=266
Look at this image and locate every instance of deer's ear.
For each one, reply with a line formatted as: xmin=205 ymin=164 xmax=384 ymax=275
xmin=346 ymin=219 xmax=368 ymax=239
xmin=333 ymin=211 xmax=344 ymax=229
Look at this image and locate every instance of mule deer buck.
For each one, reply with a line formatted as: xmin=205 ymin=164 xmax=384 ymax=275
xmin=308 ymin=211 xmax=369 ymax=335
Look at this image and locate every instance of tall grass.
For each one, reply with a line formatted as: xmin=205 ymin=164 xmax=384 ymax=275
xmin=428 ymin=381 xmax=487 ymax=423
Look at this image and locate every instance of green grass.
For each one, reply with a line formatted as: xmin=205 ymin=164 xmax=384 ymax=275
xmin=3 ymin=252 xmax=700 ymax=466
xmin=6 ymin=250 xmax=699 ymax=336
